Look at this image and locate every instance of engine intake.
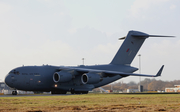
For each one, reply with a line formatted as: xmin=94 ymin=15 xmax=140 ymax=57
xmin=81 ymin=73 xmax=102 ymax=84
xmin=53 ymin=70 xmax=73 ymax=83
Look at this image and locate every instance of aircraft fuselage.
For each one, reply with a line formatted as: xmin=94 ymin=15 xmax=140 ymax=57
xmin=5 ymin=64 xmax=137 ymax=92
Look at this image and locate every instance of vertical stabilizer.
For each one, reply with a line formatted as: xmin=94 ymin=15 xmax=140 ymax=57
xmin=110 ymin=31 xmax=148 ymax=65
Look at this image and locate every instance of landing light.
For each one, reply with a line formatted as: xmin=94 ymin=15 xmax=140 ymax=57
xmin=55 ymin=84 xmax=57 ymax=87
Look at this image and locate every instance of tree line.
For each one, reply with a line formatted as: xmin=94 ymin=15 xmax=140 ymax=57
xmin=94 ymin=78 xmax=180 ymax=92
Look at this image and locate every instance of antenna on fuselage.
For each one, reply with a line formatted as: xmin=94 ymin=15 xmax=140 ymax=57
xmin=82 ymin=58 xmax=85 ymax=65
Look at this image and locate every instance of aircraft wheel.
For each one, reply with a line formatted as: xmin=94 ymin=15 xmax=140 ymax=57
xmin=51 ymin=91 xmax=59 ymax=94
xmin=14 ymin=91 xmax=17 ymax=95
xmin=51 ymin=91 xmax=55 ymax=94
xmin=71 ymin=91 xmax=75 ymax=94
xmin=81 ymin=91 xmax=88 ymax=94
xmin=51 ymin=91 xmax=67 ymax=94
xmin=59 ymin=91 xmax=67 ymax=94
xmin=70 ymin=88 xmax=75 ymax=94
xmin=74 ymin=91 xmax=81 ymax=94
xmin=12 ymin=91 xmax=17 ymax=95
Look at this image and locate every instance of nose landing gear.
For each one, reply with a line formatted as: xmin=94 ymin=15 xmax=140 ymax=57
xmin=12 ymin=90 xmax=17 ymax=95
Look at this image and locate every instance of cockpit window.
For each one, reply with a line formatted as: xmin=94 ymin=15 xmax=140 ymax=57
xmin=9 ymin=70 xmax=20 ymax=75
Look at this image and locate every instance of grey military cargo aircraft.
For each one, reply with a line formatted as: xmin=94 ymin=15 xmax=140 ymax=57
xmin=5 ymin=30 xmax=173 ymax=95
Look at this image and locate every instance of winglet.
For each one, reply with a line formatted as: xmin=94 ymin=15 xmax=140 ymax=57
xmin=154 ymin=65 xmax=164 ymax=77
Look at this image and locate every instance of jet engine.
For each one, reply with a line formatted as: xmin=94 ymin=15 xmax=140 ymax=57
xmin=81 ymin=73 xmax=102 ymax=84
xmin=53 ymin=70 xmax=73 ymax=83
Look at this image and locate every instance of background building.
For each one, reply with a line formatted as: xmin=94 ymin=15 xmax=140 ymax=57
xmin=165 ymin=85 xmax=180 ymax=92
xmin=0 ymin=82 xmax=14 ymax=94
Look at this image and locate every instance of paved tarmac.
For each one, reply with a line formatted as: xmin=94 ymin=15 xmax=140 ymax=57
xmin=0 ymin=94 xmax=71 ymax=97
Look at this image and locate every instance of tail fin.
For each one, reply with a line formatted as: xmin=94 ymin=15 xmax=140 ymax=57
xmin=110 ymin=30 xmax=174 ymax=65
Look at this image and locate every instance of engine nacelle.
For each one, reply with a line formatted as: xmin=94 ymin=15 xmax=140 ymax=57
xmin=81 ymin=73 xmax=102 ymax=84
xmin=53 ymin=70 xmax=73 ymax=83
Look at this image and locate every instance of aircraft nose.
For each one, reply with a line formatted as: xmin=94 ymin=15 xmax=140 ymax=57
xmin=5 ymin=74 xmax=11 ymax=87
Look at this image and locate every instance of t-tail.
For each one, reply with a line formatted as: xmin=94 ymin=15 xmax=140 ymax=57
xmin=110 ymin=30 xmax=174 ymax=65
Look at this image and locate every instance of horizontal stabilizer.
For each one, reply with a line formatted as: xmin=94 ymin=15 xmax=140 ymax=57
xmin=119 ymin=34 xmax=174 ymax=40
xmin=119 ymin=36 xmax=126 ymax=40
xmin=132 ymin=34 xmax=175 ymax=37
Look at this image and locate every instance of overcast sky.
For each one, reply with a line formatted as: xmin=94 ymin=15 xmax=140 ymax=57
xmin=0 ymin=0 xmax=180 ymax=83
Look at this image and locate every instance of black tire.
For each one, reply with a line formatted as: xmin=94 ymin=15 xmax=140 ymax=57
xmin=51 ymin=91 xmax=55 ymax=94
xmin=81 ymin=91 xmax=88 ymax=94
xmin=70 ymin=88 xmax=75 ymax=94
xmin=71 ymin=91 xmax=75 ymax=94
xmin=12 ymin=91 xmax=17 ymax=95
xmin=12 ymin=91 xmax=14 ymax=95
xmin=14 ymin=91 xmax=17 ymax=95
xmin=59 ymin=91 xmax=67 ymax=94
xmin=74 ymin=91 xmax=81 ymax=94
xmin=51 ymin=91 xmax=67 ymax=94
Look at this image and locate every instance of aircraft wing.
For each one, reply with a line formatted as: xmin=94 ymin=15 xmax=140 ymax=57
xmin=59 ymin=65 xmax=164 ymax=77
xmin=105 ymin=65 xmax=164 ymax=77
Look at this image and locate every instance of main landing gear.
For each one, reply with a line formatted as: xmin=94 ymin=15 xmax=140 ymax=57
xmin=51 ymin=90 xmax=88 ymax=94
xmin=51 ymin=91 xmax=67 ymax=94
xmin=71 ymin=90 xmax=88 ymax=94
xmin=12 ymin=90 xmax=17 ymax=95
xmin=70 ymin=88 xmax=88 ymax=94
